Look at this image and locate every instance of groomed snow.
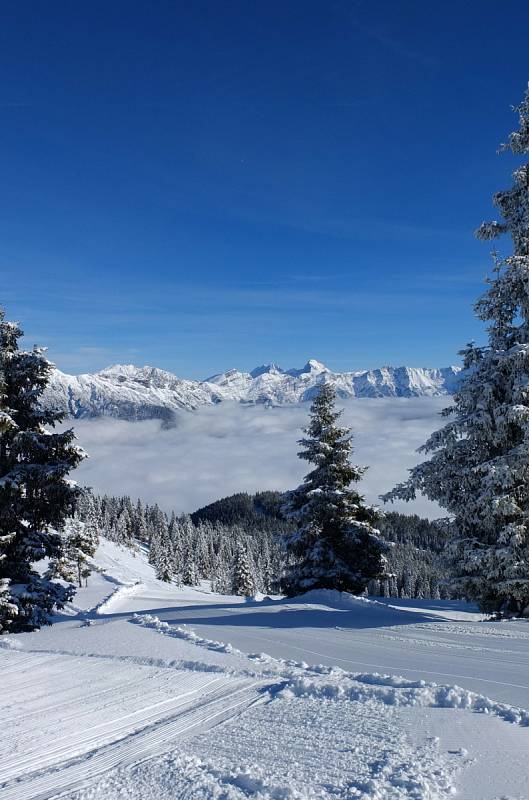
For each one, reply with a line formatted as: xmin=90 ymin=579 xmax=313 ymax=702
xmin=3 ymin=539 xmax=529 ymax=799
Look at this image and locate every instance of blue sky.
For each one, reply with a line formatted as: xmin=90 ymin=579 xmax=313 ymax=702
xmin=1 ymin=1 xmax=528 ymax=378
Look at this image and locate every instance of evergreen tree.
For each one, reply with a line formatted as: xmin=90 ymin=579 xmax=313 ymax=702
xmin=135 ymin=499 xmax=149 ymax=544
xmin=148 ymin=514 xmax=174 ymax=582
xmin=167 ymin=516 xmax=183 ymax=583
xmin=194 ymin=527 xmax=210 ymax=577
xmin=257 ymin=540 xmax=274 ymax=594
xmin=46 ymin=532 xmax=77 ymax=585
xmin=56 ymin=517 xmax=99 ymax=587
xmin=148 ymin=531 xmax=159 ymax=567
xmin=0 ymin=578 xmax=18 ymax=633
xmin=231 ymin=542 xmax=256 ymax=597
xmin=116 ymin=510 xmax=132 ymax=547
xmin=282 ymin=383 xmax=387 ymax=595
xmin=182 ymin=558 xmax=199 ymax=586
xmin=0 ymin=310 xmax=85 ymax=631
xmin=211 ymin=553 xmax=232 ymax=595
xmin=383 ymin=87 xmax=529 ymax=616
xmin=155 ymin=536 xmax=174 ymax=583
xmin=0 ymin=355 xmax=18 ymax=631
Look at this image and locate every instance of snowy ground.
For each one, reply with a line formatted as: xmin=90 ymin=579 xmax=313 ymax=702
xmin=3 ymin=540 xmax=529 ymax=799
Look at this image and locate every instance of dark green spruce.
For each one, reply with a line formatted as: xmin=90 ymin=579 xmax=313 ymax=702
xmin=282 ymin=383 xmax=387 ymax=595
xmin=0 ymin=309 xmax=85 ymax=632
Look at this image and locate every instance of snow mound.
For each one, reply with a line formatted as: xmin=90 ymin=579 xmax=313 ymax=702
xmin=292 ymin=589 xmax=393 ymax=609
xmin=0 ymin=636 xmax=22 ymax=651
xmin=279 ymin=671 xmax=529 ymax=726
xmin=132 ymin=614 xmax=241 ymax=655
xmin=95 ymin=582 xmax=146 ymax=615
xmin=287 ymin=589 xmax=425 ymax=622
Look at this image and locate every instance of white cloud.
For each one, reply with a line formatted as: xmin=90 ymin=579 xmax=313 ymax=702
xmin=65 ymin=397 xmax=449 ymax=519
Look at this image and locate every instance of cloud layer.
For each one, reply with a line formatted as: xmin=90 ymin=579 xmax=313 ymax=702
xmin=66 ymin=397 xmax=448 ymax=519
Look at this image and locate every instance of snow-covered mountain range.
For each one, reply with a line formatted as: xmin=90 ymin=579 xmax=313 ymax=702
xmin=42 ymin=360 xmax=461 ymax=425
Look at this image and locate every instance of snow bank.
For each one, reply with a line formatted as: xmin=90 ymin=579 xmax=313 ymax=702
xmin=132 ymin=613 xmax=294 ymax=676
xmin=132 ymin=613 xmax=529 ymax=729
xmin=95 ymin=582 xmax=145 ymax=615
xmin=292 ymin=588 xmax=393 ymax=609
xmin=132 ymin=614 xmax=246 ymax=658
xmin=0 ymin=636 xmax=22 ymax=651
xmin=288 ymin=589 xmax=427 ymax=623
xmin=279 ymin=670 xmax=529 ymax=726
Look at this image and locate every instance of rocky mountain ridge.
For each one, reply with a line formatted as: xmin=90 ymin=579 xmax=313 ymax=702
xmin=42 ymin=359 xmax=461 ymax=424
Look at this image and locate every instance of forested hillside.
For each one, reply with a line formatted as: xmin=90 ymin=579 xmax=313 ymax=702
xmin=75 ymin=490 xmax=453 ymax=600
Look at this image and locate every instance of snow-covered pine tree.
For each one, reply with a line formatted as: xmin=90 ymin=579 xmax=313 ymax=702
xmin=194 ymin=527 xmax=210 ymax=578
xmin=231 ymin=542 xmax=256 ymax=597
xmin=45 ymin=530 xmax=77 ymax=585
xmin=257 ymin=540 xmax=274 ymax=594
xmin=0 ymin=310 xmax=85 ymax=631
xmin=211 ymin=555 xmax=232 ymax=595
xmin=0 ymin=348 xmax=18 ymax=631
xmin=116 ymin=510 xmax=132 ymax=547
xmin=148 ymin=514 xmax=174 ymax=582
xmin=0 ymin=578 xmax=18 ymax=633
xmin=148 ymin=529 xmax=159 ymax=566
xmin=156 ymin=536 xmax=174 ymax=583
xmin=282 ymin=383 xmax=387 ymax=596
xmin=382 ymin=86 xmax=529 ymax=616
xmin=63 ymin=517 xmax=99 ymax=587
xmin=135 ymin=499 xmax=149 ymax=544
xmin=182 ymin=557 xmax=199 ymax=586
xmin=82 ymin=511 xmax=100 ymax=559
xmin=167 ymin=516 xmax=183 ymax=583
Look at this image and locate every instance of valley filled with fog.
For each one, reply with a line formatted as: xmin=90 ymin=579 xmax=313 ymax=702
xmin=66 ymin=396 xmax=446 ymax=518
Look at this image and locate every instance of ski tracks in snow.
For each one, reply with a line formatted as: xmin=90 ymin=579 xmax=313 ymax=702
xmin=5 ymin=586 xmax=529 ymax=800
xmin=0 ymin=648 xmax=270 ymax=800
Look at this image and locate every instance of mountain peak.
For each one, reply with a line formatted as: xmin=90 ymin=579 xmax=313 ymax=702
xmin=204 ymin=367 xmax=250 ymax=385
xmin=98 ymin=363 xmax=138 ymax=375
xmin=286 ymin=359 xmax=329 ymax=377
xmin=306 ymin=358 xmax=328 ymax=372
xmin=250 ymin=363 xmax=284 ymax=378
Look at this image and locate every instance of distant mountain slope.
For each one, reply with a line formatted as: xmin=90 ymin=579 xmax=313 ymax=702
xmin=42 ymin=359 xmax=461 ymax=424
xmin=190 ymin=491 xmax=287 ymax=529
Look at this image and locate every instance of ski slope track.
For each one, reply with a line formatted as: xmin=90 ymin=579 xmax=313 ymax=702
xmin=0 ymin=649 xmax=268 ymax=800
xmin=4 ymin=539 xmax=529 ymax=799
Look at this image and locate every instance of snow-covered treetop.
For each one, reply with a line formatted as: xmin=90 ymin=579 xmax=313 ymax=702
xmin=477 ymin=85 xmax=529 ymax=255
xmin=502 ymin=84 xmax=529 ymax=156
xmin=382 ymin=84 xmax=529 ymax=615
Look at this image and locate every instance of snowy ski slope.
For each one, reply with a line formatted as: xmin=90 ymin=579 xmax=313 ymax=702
xmin=3 ymin=539 xmax=529 ymax=799
xmin=1 ymin=650 xmax=268 ymax=800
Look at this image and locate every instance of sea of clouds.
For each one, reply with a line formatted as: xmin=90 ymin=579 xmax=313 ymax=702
xmin=66 ymin=396 xmax=448 ymax=519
